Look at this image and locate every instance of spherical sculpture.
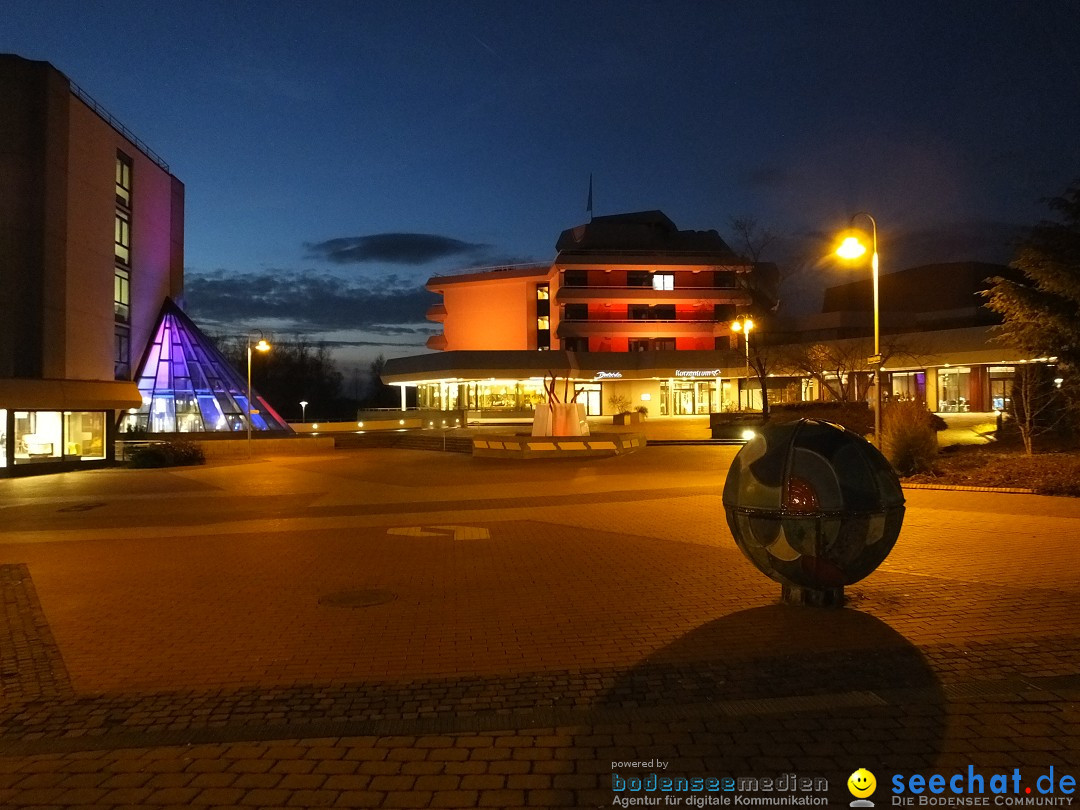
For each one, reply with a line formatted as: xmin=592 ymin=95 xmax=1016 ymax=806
xmin=723 ymin=419 xmax=905 ymax=604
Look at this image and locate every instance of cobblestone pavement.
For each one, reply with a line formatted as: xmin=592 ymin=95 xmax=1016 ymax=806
xmin=1 ymin=446 xmax=1080 ymax=808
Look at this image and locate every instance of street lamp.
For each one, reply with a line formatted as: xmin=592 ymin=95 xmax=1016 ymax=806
xmin=246 ymin=333 xmax=271 ymax=455
xmin=730 ymin=315 xmax=755 ymax=411
xmin=835 ymin=212 xmax=882 ymax=446
xmin=299 ymin=400 xmax=308 ymax=422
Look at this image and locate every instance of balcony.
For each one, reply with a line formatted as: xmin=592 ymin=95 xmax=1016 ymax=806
xmin=556 ymin=318 xmax=731 ymax=338
xmin=426 ymin=333 xmax=448 ymax=350
xmin=555 ymin=285 xmax=751 ymax=306
xmin=426 ymin=303 xmax=447 ymax=322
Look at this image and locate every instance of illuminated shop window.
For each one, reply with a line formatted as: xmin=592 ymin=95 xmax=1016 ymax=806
xmin=114 ymin=211 xmax=131 ymax=264
xmin=116 ymin=152 xmax=133 ymax=207
xmin=64 ymin=412 xmax=105 ymax=460
xmin=0 ymin=409 xmax=6 ymax=468
xmin=652 ymin=273 xmax=674 ymax=291
xmin=13 ymin=411 xmax=62 ymax=464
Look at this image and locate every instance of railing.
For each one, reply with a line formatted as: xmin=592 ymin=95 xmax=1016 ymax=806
xmin=558 ymin=317 xmax=726 ymax=324
xmin=68 ymin=79 xmax=171 ymax=172
xmin=558 ymin=284 xmax=742 ymax=291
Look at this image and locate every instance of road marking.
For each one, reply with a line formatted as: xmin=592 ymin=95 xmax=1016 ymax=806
xmin=386 ymin=525 xmax=491 ymax=540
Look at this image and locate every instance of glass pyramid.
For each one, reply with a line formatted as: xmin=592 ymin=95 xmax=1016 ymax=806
xmin=119 ymin=299 xmax=292 ymax=434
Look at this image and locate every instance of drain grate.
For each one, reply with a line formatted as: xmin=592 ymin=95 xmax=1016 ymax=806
xmin=318 ymin=589 xmax=397 ymax=608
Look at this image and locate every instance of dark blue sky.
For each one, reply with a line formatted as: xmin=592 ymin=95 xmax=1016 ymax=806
xmin=5 ymin=1 xmax=1079 ymax=370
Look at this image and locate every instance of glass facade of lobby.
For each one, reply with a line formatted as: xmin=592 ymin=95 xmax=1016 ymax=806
xmin=1 ymin=409 xmax=108 ymax=469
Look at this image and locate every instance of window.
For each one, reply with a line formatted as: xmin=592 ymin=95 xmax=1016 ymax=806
xmin=114 ymin=268 xmax=130 ymax=323
xmin=713 ymin=271 xmax=737 ymax=288
xmin=536 ymin=316 xmax=550 ymax=330
xmin=652 ymin=304 xmax=676 ymax=320
xmin=13 ymin=411 xmax=62 ymax=464
xmin=627 ymin=271 xmax=651 ymax=287
xmin=563 ymin=270 xmax=588 ymax=287
xmin=115 ymin=211 xmax=131 ymax=265
xmin=64 ymin=412 xmax=106 ymax=460
xmin=628 ymin=304 xmax=650 ymax=320
xmin=629 ymin=339 xmax=651 ymax=352
xmin=563 ymin=337 xmax=588 ymax=352
xmin=114 ymin=326 xmax=130 ymax=380
xmin=564 ymin=303 xmax=588 ymax=320
xmin=628 ymin=304 xmax=675 ymax=320
xmin=536 ymin=284 xmax=549 ymax=300
xmin=652 ymin=273 xmax=674 ymax=291
xmin=654 ymin=338 xmax=676 ymax=351
xmin=115 ymin=152 xmax=133 ymax=207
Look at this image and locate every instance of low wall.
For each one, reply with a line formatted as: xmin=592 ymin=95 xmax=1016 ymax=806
xmin=472 ymin=433 xmax=645 ymax=459
xmin=194 ymin=437 xmax=336 ymax=458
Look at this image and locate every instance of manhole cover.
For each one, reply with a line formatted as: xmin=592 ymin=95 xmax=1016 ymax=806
xmin=58 ymin=502 xmax=106 ymax=513
xmin=318 ymin=589 xmax=397 ymax=608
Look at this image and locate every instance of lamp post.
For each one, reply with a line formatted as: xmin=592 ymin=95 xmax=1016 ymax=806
xmin=730 ymin=315 xmax=755 ymax=411
xmin=835 ymin=212 xmax=882 ymax=446
xmin=246 ymin=333 xmax=271 ymax=455
xmin=299 ymin=400 xmax=308 ymax=423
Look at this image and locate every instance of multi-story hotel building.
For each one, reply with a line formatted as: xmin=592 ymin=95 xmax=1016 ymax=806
xmin=0 ymin=54 xmax=184 ymax=475
xmin=387 ymin=211 xmax=779 ymax=416
xmin=385 ymin=213 xmax=1035 ymax=419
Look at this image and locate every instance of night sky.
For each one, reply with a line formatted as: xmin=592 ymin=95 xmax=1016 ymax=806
xmin=5 ymin=1 xmax=1080 ymax=374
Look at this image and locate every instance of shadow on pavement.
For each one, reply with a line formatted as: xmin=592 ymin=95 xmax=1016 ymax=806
xmin=600 ymin=604 xmax=946 ymax=803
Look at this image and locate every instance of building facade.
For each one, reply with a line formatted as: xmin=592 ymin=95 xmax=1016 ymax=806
xmin=386 ymin=214 xmax=1034 ymax=419
xmin=389 ymin=211 xmax=782 ymax=416
xmin=0 ymin=54 xmax=184 ymax=474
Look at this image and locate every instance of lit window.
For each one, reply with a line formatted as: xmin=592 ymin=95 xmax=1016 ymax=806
xmin=114 ymin=268 xmax=130 ymax=323
xmin=537 ymin=316 xmax=550 ymax=330
xmin=115 ymin=152 xmax=133 ymax=207
xmin=115 ymin=211 xmax=131 ymax=264
xmin=536 ymin=284 xmax=549 ymax=300
xmin=653 ymin=274 xmax=674 ymax=291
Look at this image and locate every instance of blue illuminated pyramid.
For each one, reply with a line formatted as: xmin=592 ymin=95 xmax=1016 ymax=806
xmin=120 ymin=298 xmax=291 ymax=434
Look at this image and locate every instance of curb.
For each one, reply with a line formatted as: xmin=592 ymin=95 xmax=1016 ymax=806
xmin=902 ymin=482 xmax=1035 ymax=494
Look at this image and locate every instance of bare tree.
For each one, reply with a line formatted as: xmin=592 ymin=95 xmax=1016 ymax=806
xmin=729 ymin=215 xmax=776 ymax=263
xmin=1011 ymin=364 xmax=1066 ymax=455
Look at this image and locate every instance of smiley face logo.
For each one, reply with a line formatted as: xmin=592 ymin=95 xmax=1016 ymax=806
xmin=847 ymin=768 xmax=877 ymax=798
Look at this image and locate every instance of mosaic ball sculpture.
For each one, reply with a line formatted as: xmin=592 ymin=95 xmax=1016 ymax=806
xmin=723 ymin=419 xmax=905 ymax=590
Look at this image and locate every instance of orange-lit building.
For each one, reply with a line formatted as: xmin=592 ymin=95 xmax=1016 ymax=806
xmin=386 ymin=208 xmax=1040 ymax=419
xmin=387 ymin=211 xmax=781 ymax=415
xmin=0 ymin=54 xmax=184 ymax=474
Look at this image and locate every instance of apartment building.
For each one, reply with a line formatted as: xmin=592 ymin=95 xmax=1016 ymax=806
xmin=0 ymin=54 xmax=184 ymax=474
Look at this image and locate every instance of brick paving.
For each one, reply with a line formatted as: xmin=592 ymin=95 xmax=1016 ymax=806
xmin=0 ymin=446 xmax=1079 ymax=808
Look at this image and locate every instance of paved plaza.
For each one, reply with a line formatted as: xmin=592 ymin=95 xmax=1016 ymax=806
xmin=1 ymin=444 xmax=1080 ymax=809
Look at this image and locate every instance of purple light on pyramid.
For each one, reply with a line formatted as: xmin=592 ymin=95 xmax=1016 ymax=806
xmin=120 ymin=299 xmax=291 ymax=434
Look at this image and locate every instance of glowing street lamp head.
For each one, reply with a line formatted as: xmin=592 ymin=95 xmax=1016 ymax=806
xmin=255 ymin=339 xmax=271 ymax=353
xmin=836 ymin=234 xmax=868 ymax=260
xmin=730 ymin=320 xmax=742 ymax=333
xmin=731 ymin=316 xmax=755 ymax=333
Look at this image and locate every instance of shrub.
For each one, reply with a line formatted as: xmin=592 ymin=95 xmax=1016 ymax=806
xmin=635 ymin=405 xmax=649 ymax=417
xmin=128 ymin=440 xmax=205 ymax=468
xmin=768 ymin=401 xmax=873 ymax=436
xmin=882 ymin=401 xmax=938 ymax=475
xmin=607 ymin=394 xmax=632 ymax=415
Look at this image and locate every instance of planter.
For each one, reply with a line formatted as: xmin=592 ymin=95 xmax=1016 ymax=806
xmin=613 ymin=412 xmax=642 ymax=426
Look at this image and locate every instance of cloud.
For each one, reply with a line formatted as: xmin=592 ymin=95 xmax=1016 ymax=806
xmin=305 ymin=233 xmax=489 ymax=265
xmin=184 ymin=270 xmax=439 ymax=333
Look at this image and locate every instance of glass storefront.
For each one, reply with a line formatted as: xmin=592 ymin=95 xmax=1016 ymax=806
xmin=937 ymin=367 xmax=972 ymax=412
xmin=988 ymin=366 xmax=1015 ymax=412
xmin=891 ymin=371 xmax=926 ymax=403
xmin=0 ymin=409 xmax=6 ymax=468
xmin=11 ymin=410 xmax=106 ymax=466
